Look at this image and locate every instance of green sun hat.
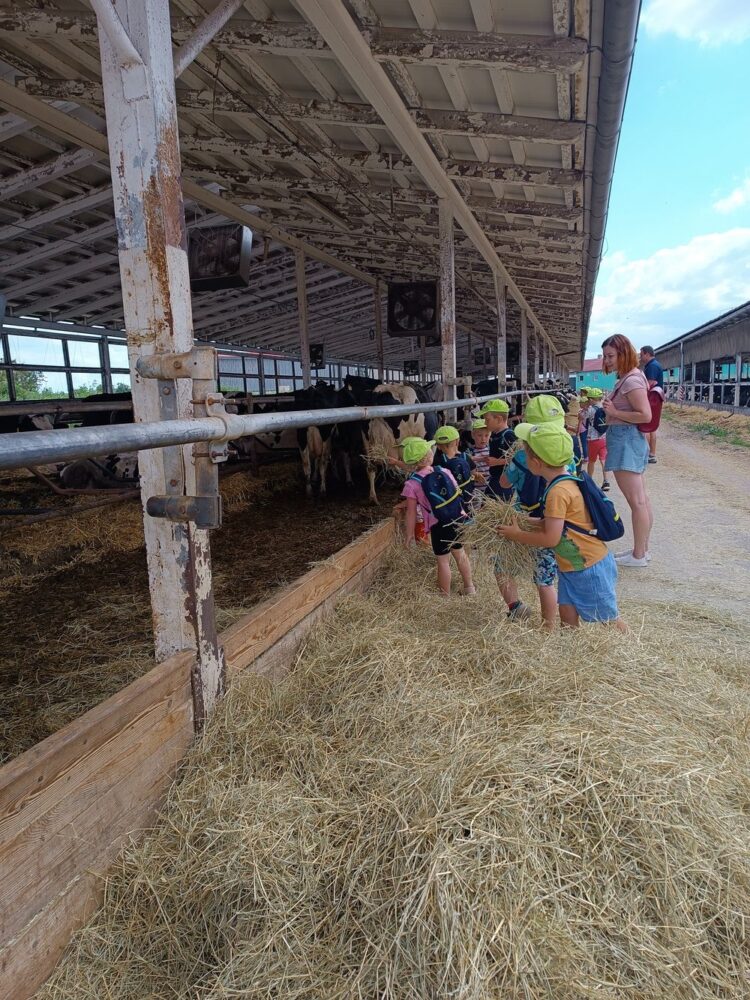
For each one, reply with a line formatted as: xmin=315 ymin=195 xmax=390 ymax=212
xmin=434 ymin=425 xmax=460 ymax=444
xmin=400 ymin=436 xmax=435 ymax=465
xmin=471 ymin=418 xmax=487 ymax=431
xmin=514 ymin=422 xmax=574 ymax=467
xmin=585 ymin=387 xmax=604 ymax=400
xmin=478 ymin=398 xmax=510 ymax=416
xmin=524 ymin=394 xmax=565 ymax=426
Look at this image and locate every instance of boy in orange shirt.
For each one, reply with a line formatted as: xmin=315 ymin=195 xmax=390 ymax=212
xmin=497 ymin=423 xmax=625 ymax=631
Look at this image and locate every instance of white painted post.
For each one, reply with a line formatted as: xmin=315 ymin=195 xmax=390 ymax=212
xmin=735 ymin=352 xmax=742 ymax=408
xmin=439 ymin=199 xmax=457 ymax=417
xmin=96 ymin=0 xmax=224 ymax=724
xmin=709 ymin=357 xmax=715 ymax=405
xmin=494 ymin=276 xmax=507 ymax=389
xmin=520 ymin=308 xmax=529 ymax=387
xmin=374 ymin=280 xmax=385 ymax=379
xmin=295 ymin=248 xmax=311 ymax=388
xmin=420 ymin=335 xmax=427 ymax=381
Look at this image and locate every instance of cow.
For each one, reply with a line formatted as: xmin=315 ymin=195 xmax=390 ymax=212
xmin=59 ymin=453 xmax=138 ymax=490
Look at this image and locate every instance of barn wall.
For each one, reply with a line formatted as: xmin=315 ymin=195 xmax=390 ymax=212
xmin=0 ymin=518 xmax=395 ymax=1000
xmin=656 ymin=318 xmax=750 ymax=369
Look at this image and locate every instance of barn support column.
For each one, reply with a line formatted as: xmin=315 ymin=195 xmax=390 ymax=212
xmin=520 ymin=308 xmax=529 ymax=388
xmin=420 ymin=336 xmax=427 ymax=381
xmin=439 ymin=198 xmax=457 ymax=418
xmin=374 ymin=280 xmax=385 ymax=379
xmin=295 ymin=248 xmax=311 ymax=388
xmin=494 ymin=276 xmax=507 ymax=389
xmin=96 ymin=0 xmax=224 ymax=725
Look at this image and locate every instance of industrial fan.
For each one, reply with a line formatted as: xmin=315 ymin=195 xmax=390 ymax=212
xmin=188 ymin=224 xmax=253 ymax=292
xmin=387 ymin=281 xmax=439 ymax=341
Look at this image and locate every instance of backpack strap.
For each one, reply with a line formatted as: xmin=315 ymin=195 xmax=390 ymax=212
xmin=540 ymin=473 xmax=596 ymax=537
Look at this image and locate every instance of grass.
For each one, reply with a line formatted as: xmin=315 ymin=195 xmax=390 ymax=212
xmin=661 ymin=403 xmax=750 ymax=449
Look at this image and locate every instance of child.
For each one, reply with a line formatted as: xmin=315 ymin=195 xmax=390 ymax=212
xmin=476 ymin=399 xmax=529 ymax=621
xmin=478 ymin=399 xmax=516 ymax=501
xmin=432 ymin=425 xmax=476 ymax=513
xmin=497 ymin=423 xmax=625 ymax=631
xmin=468 ymin=418 xmax=491 ymax=494
xmin=400 ymin=436 xmax=475 ymax=597
xmin=577 ymin=389 xmax=590 ymax=461
xmin=504 ymin=395 xmax=570 ymax=630
xmin=583 ymin=387 xmax=610 ymax=491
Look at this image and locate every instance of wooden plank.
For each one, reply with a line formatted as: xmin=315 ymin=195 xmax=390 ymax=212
xmin=0 ymin=519 xmax=395 ymax=1000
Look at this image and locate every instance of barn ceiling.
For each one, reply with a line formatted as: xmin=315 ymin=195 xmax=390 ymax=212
xmin=0 ymin=0 xmax=628 ymax=373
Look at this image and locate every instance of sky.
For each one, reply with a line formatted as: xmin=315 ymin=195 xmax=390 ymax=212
xmin=586 ymin=0 xmax=750 ymax=357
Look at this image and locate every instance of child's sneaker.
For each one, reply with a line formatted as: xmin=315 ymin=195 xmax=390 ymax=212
xmin=602 ymin=480 xmax=611 ymax=492
xmin=507 ymin=601 xmax=531 ymax=621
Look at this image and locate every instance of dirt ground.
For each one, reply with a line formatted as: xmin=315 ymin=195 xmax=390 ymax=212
xmin=0 ymin=464 xmax=401 ymax=762
xmin=605 ymin=422 xmax=750 ymax=618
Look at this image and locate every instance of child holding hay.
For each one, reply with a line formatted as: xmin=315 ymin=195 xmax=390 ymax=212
xmin=400 ymin=436 xmax=476 ymax=597
xmin=468 ymin=418 xmax=491 ymax=496
xmin=498 ymin=423 xmax=625 ymax=630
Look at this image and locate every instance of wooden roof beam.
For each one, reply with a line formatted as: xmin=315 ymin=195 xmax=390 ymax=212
xmin=0 ymin=12 xmax=588 ymax=73
xmin=19 ymin=79 xmax=584 ymax=145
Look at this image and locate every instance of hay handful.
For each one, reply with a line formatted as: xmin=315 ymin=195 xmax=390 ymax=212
xmin=461 ymin=496 xmax=539 ymax=578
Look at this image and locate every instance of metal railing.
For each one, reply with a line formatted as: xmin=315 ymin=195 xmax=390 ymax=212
xmin=0 ymin=391 xmax=527 ymax=472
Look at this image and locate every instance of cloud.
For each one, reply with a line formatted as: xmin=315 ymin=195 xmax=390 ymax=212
xmin=586 ymin=229 xmax=750 ymax=355
xmin=713 ymin=177 xmax=750 ymax=214
xmin=641 ymin=0 xmax=750 ymax=45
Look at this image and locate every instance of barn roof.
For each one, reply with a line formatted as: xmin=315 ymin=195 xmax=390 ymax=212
xmin=0 ymin=0 xmax=639 ymax=372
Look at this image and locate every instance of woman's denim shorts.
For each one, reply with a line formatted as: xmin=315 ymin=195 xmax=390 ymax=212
xmin=604 ymin=424 xmax=649 ymax=474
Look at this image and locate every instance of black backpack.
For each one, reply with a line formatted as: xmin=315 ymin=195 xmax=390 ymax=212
xmin=541 ymin=472 xmax=625 ymax=542
xmin=410 ymin=468 xmax=465 ymax=525
xmin=443 ymin=453 xmax=475 ymax=505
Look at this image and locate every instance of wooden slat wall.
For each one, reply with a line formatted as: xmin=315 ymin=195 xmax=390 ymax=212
xmin=0 ymin=519 xmax=394 ymax=1000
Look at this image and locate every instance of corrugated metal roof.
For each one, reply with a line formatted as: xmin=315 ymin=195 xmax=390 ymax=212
xmin=0 ymin=0 xmax=633 ymax=372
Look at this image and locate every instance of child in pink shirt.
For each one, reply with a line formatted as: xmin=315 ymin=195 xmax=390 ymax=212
xmin=400 ymin=436 xmax=475 ymax=596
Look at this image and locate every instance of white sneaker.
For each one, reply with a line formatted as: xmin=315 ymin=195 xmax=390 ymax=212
xmin=616 ymin=553 xmax=649 ymax=568
xmin=614 ymin=549 xmax=652 ymax=562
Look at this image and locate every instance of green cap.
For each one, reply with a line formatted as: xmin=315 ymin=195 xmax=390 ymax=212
xmin=585 ymin=387 xmax=603 ymax=400
xmin=524 ymin=394 xmax=565 ymax=426
xmin=478 ymin=398 xmax=510 ymax=416
xmin=514 ymin=423 xmax=574 ymax=467
xmin=471 ymin=418 xmax=487 ymax=431
xmin=434 ymin=425 xmax=460 ymax=444
xmin=400 ymin=436 xmax=435 ymax=465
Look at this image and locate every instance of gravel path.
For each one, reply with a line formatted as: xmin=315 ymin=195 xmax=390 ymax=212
xmin=606 ymin=424 xmax=750 ymax=617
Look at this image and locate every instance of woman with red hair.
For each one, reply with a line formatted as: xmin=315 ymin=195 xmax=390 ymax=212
xmin=601 ymin=334 xmax=653 ymax=567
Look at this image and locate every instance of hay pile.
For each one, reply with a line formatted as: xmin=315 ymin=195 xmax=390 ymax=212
xmin=461 ymin=496 xmax=538 ymax=578
xmin=663 ymin=403 xmax=750 ymax=447
xmin=42 ymin=551 xmax=750 ymax=999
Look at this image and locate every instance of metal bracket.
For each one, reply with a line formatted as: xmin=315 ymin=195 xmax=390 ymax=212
xmin=135 ymin=346 xmax=217 ymax=382
xmin=146 ymin=494 xmax=222 ymax=530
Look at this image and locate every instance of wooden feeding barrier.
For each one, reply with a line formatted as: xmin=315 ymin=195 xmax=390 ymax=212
xmin=0 ymin=518 xmax=395 ymax=1000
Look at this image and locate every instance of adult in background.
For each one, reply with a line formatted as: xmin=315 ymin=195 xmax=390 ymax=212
xmin=640 ymin=345 xmax=664 ymax=464
xmin=601 ymin=334 xmax=653 ymax=568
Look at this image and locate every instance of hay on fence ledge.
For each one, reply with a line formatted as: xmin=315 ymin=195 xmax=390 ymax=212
xmin=40 ymin=550 xmax=750 ymax=1000
xmin=460 ymin=495 xmax=539 ymax=579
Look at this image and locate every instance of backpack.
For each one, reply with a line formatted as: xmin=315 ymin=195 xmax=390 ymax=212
xmin=510 ymin=454 xmax=546 ymax=515
xmin=638 ymin=387 xmax=664 ymax=433
xmin=591 ymin=406 xmax=607 ymax=435
xmin=541 ymin=472 xmax=625 ymax=542
xmin=410 ymin=468 xmax=465 ymax=525
xmin=443 ymin=453 xmax=475 ymax=505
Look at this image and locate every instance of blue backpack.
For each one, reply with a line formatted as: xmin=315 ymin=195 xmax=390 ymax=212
xmin=443 ymin=453 xmax=475 ymax=507
xmin=541 ymin=472 xmax=625 ymax=542
xmin=410 ymin=467 xmax=465 ymax=525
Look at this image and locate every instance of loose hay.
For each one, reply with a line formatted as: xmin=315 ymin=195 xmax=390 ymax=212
xmin=460 ymin=496 xmax=539 ymax=579
xmin=40 ymin=550 xmax=750 ymax=999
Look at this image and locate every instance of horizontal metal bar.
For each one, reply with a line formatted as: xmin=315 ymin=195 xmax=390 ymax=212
xmin=0 ymin=391 xmax=525 ymax=472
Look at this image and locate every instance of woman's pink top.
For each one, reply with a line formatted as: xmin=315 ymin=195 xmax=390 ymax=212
xmin=401 ymin=467 xmax=459 ymax=532
xmin=607 ymin=368 xmax=649 ymax=425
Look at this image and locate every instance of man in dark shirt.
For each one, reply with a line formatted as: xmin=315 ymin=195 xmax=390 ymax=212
xmin=640 ymin=346 xmax=664 ymax=463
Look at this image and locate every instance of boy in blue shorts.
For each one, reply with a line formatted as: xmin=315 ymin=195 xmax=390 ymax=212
xmin=497 ymin=422 xmax=625 ymax=631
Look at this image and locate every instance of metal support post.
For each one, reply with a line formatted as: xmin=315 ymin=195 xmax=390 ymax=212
xmin=494 ymin=276 xmax=507 ymax=388
xmin=439 ymin=199 xmax=457 ymax=418
xmin=295 ymin=248 xmax=311 ymax=388
xmin=374 ymin=280 xmax=385 ymax=379
xmin=420 ymin=336 xmax=427 ymax=382
xmin=709 ymin=357 xmax=715 ymax=404
xmin=97 ymin=0 xmax=225 ymax=726
xmin=520 ymin=308 xmax=529 ymax=387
